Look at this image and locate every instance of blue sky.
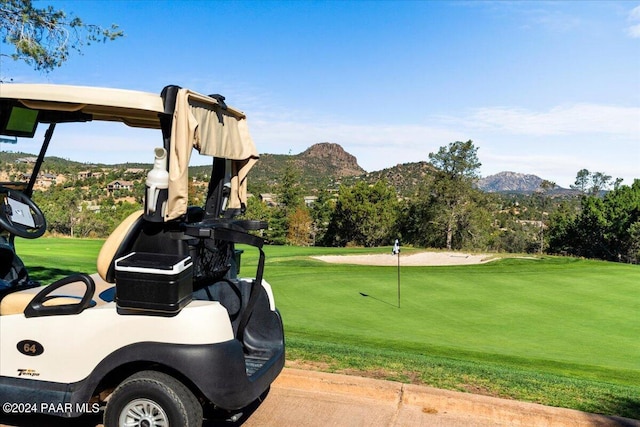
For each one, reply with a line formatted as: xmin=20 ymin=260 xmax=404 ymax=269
xmin=2 ymin=0 xmax=639 ymax=188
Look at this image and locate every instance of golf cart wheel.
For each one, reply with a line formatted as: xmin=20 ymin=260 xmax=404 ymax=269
xmin=103 ymin=370 xmax=202 ymax=427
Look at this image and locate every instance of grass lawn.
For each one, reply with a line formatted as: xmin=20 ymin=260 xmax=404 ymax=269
xmin=251 ymin=245 xmax=640 ymax=418
xmin=268 ymin=255 xmax=639 ymax=379
xmin=15 ymin=238 xmax=640 ymax=418
xmin=16 ymin=237 xmax=103 ymax=282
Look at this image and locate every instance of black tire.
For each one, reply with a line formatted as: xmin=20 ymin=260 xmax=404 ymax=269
xmin=103 ymin=370 xmax=203 ymax=427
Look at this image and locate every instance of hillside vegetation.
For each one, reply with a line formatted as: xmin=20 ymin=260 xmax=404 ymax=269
xmin=2 ymin=141 xmax=637 ymax=264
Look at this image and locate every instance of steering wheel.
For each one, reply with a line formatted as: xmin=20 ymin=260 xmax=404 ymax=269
xmin=0 ymin=188 xmax=46 ymax=239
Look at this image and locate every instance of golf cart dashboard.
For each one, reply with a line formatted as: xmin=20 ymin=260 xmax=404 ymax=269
xmin=0 ymin=104 xmax=39 ymax=138
xmin=0 ymin=100 xmax=93 ymax=138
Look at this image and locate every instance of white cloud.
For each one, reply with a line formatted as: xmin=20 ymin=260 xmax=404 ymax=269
xmin=627 ymin=23 xmax=640 ymax=38
xmin=248 ymin=102 xmax=639 ymax=187
xmin=627 ymin=5 xmax=640 ymax=38
xmin=528 ymin=9 xmax=585 ymax=33
xmin=480 ymin=152 xmax=582 ymax=183
xmin=449 ymin=104 xmax=640 ymax=137
xmin=477 ymin=151 xmax=633 ymax=188
xmin=29 ymin=100 xmax=637 ymax=189
xmin=451 ymin=104 xmax=639 ymax=186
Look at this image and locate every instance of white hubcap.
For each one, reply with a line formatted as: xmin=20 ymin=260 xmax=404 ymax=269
xmin=119 ymin=398 xmax=169 ymax=427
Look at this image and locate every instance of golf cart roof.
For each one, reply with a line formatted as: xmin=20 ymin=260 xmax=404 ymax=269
xmin=0 ymin=83 xmax=165 ymax=128
xmin=0 ymin=83 xmax=258 ymax=221
xmin=0 ymin=83 xmax=247 ymax=129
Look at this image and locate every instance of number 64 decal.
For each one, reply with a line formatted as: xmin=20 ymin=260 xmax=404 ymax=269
xmin=17 ymin=340 xmax=44 ymax=356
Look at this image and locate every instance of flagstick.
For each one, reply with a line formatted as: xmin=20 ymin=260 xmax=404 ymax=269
xmin=392 ymin=238 xmax=401 ymax=308
xmin=397 ymin=248 xmax=400 ymax=308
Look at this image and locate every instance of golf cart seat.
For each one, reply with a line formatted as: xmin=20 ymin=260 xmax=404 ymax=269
xmin=0 ymin=210 xmax=150 ymax=316
xmin=96 ymin=209 xmax=147 ymax=283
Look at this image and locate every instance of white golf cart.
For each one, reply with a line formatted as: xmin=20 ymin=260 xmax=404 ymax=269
xmin=0 ymin=84 xmax=285 ymax=426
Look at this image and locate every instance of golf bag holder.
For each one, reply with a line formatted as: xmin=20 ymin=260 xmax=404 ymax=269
xmin=183 ymin=219 xmax=267 ymax=339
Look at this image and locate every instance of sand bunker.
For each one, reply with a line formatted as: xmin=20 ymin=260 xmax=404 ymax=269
xmin=312 ymin=252 xmax=497 ymax=266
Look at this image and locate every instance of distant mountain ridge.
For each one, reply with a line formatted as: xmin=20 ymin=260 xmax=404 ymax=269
xmin=250 ymin=143 xmax=558 ymax=195
xmin=477 ymin=171 xmax=548 ymax=193
xmin=2 ymin=143 xmax=561 ymax=195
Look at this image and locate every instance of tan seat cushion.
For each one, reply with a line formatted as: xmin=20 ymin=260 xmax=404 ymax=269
xmin=97 ymin=210 xmax=144 ymax=282
xmin=0 ymin=273 xmax=114 ymax=316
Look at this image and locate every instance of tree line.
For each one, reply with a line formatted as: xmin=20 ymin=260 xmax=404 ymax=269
xmin=11 ymin=139 xmax=638 ymax=264
xmin=246 ymin=141 xmax=639 ymax=264
xmin=548 ymin=177 xmax=640 ymax=263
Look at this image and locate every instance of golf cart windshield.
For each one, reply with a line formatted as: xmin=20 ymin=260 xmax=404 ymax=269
xmin=0 ymin=84 xmax=259 ymax=221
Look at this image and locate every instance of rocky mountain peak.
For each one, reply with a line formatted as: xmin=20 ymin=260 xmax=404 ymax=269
xmin=299 ymin=142 xmax=365 ymax=177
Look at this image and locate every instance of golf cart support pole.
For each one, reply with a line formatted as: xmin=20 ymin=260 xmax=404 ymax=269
xmin=26 ymin=123 xmax=55 ymax=197
xmin=159 ymin=84 xmax=181 ymax=163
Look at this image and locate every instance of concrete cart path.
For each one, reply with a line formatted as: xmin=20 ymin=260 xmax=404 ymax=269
xmin=1 ymin=368 xmax=638 ymax=426
xmin=240 ymin=368 xmax=640 ymax=427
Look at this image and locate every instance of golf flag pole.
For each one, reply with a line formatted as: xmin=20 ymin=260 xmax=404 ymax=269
xmin=392 ymin=239 xmax=400 ymax=308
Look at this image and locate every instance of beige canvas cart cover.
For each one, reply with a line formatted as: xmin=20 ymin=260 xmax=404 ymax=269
xmin=166 ymin=89 xmax=258 ymax=220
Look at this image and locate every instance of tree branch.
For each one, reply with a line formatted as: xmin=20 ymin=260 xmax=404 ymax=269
xmin=0 ymin=0 xmax=123 ymax=72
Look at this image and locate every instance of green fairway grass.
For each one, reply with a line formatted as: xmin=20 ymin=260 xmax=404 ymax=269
xmin=250 ymin=245 xmax=640 ymax=418
xmin=16 ymin=238 xmax=103 ymax=282
xmin=14 ymin=238 xmax=640 ymax=418
xmin=268 ymin=255 xmax=639 ymax=379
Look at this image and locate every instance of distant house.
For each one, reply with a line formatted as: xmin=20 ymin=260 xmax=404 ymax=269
xmin=20 ymin=172 xmax=57 ymax=188
xmin=260 ymin=193 xmax=277 ymax=207
xmin=82 ymin=204 xmax=101 ymax=213
xmin=15 ymin=157 xmax=37 ymax=164
xmin=77 ymin=170 xmax=93 ymax=179
xmin=304 ymin=196 xmax=318 ymax=207
xmin=125 ymin=168 xmax=146 ymax=174
xmin=259 ymin=194 xmax=317 ymax=207
xmin=107 ymin=180 xmax=134 ymax=192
